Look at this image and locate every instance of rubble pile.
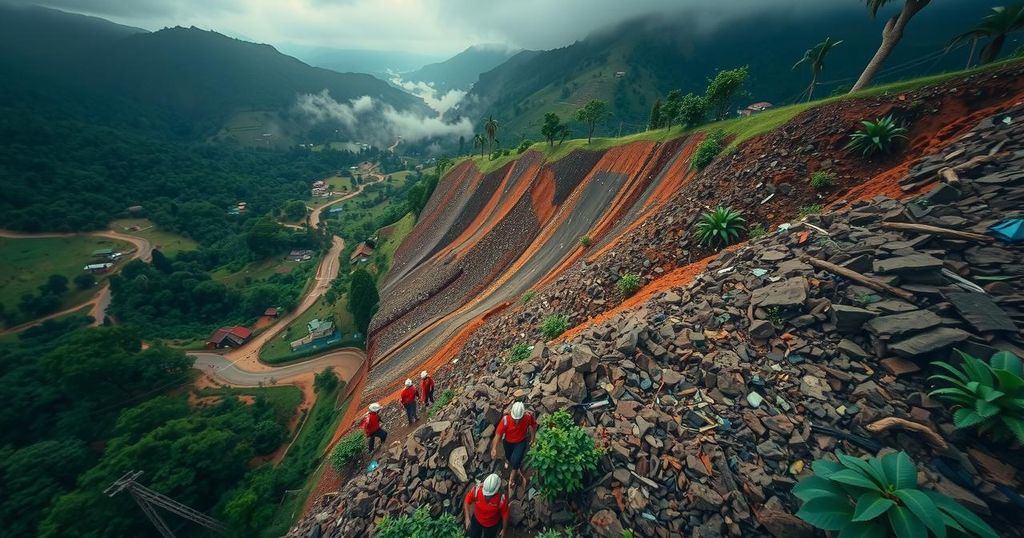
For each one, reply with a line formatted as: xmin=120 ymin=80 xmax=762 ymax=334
xmin=291 ymin=103 xmax=1023 ymax=537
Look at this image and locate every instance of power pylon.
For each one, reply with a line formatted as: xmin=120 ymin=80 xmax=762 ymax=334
xmin=105 ymin=471 xmax=229 ymax=537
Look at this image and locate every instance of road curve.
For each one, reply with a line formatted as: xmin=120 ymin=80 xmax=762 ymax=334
xmin=191 ymin=348 xmax=365 ymax=387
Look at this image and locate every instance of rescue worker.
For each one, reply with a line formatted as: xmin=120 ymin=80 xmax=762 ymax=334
xmin=489 ymin=402 xmax=537 ymax=494
xmin=463 ymin=473 xmax=509 ymax=538
xmin=420 ymin=370 xmax=435 ymax=405
xmin=361 ymin=402 xmax=387 ymax=451
xmin=400 ymin=378 xmax=419 ymax=425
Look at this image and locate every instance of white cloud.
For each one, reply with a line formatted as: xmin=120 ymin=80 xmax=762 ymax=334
xmin=392 ymin=78 xmax=467 ymax=117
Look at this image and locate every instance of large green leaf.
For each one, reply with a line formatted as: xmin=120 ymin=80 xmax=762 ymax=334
xmin=837 ymin=519 xmax=889 ymax=538
xmin=888 ymin=505 xmax=926 ymax=538
xmin=792 ymin=475 xmax=845 ymax=502
xmin=992 ymin=369 xmax=1024 ymax=393
xmin=839 ymin=453 xmax=889 ymax=488
xmin=927 ymin=491 xmax=999 ymax=538
xmin=829 ymin=469 xmax=883 ymax=491
xmin=953 ymin=408 xmax=987 ymax=429
xmin=894 ymin=489 xmax=945 ymax=538
xmin=812 ymin=459 xmax=844 ymax=478
xmin=1000 ymin=416 xmax=1024 ymax=444
xmin=931 ymin=361 xmax=969 ymax=384
xmin=851 ymin=492 xmax=895 ymax=522
xmin=990 ymin=351 xmax=1022 ymax=377
xmin=927 ymin=388 xmax=975 ymax=406
xmin=976 ymin=385 xmax=1006 ymax=403
xmin=975 ymin=398 xmax=1001 ymax=418
xmin=880 ymin=452 xmax=917 ymax=490
xmin=796 ymin=496 xmax=854 ymax=531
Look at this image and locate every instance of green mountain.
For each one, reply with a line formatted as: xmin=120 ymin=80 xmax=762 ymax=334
xmin=464 ymin=2 xmax=1002 ymax=140
xmin=403 ymin=44 xmax=522 ymax=90
xmin=279 ymin=44 xmax=447 ymax=79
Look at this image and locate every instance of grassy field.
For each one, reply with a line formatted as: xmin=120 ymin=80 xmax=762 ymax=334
xmin=374 ymin=212 xmax=416 ymax=276
xmin=193 ymin=385 xmax=304 ymax=424
xmin=212 ymin=256 xmax=299 ymax=288
xmin=110 ymin=218 xmax=198 ymax=257
xmin=0 ymin=235 xmax=131 ymax=316
xmin=260 ymin=294 xmax=357 ymax=363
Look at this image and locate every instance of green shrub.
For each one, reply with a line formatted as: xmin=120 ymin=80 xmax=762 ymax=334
xmin=811 ymin=170 xmax=836 ymax=190
xmin=426 ymin=388 xmax=456 ymax=418
xmin=537 ymin=530 xmax=575 ymax=538
xmin=615 ymin=273 xmax=642 ymax=299
xmin=748 ymin=224 xmax=767 ymax=239
xmin=516 ymin=140 xmax=533 ymax=154
xmin=794 ymin=451 xmax=997 ymax=538
xmin=695 ymin=206 xmax=745 ymax=247
xmin=846 ymin=115 xmax=908 ymax=156
xmin=376 ymin=505 xmax=461 ymax=538
xmin=929 ymin=350 xmax=1024 ymax=443
xmin=528 ymin=410 xmax=603 ymax=501
xmin=540 ymin=314 xmax=569 ymax=340
xmin=798 ymin=204 xmax=823 ymax=219
xmin=521 ymin=290 xmax=536 ymax=304
xmin=690 ymin=130 xmax=725 ymax=170
xmin=507 ymin=343 xmax=531 ymax=363
xmin=329 ymin=431 xmax=366 ymax=471
xmin=579 ymin=235 xmax=593 ymax=248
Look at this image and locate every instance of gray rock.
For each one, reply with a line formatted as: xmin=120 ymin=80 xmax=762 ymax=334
xmin=831 ymin=304 xmax=877 ymax=334
xmin=837 ymin=339 xmax=871 ymax=360
xmin=751 ymin=277 xmax=808 ymax=308
xmin=889 ymin=327 xmax=973 ymax=358
xmin=873 ymin=253 xmax=943 ymax=274
xmin=865 ymin=310 xmax=942 ymax=339
xmin=749 ymin=319 xmax=776 ymax=339
xmin=590 ymin=509 xmax=625 ymax=537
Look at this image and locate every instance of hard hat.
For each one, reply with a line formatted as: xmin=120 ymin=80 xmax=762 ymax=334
xmin=421 ymin=370 xmax=429 ymax=378
xmin=482 ymin=473 xmax=501 ymax=496
xmin=511 ymin=402 xmax=525 ymax=420
xmin=405 ymin=379 xmax=413 ymax=387
xmin=368 ymin=402 xmax=382 ymax=412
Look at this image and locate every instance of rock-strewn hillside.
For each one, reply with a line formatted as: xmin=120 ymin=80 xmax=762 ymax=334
xmin=292 ymin=97 xmax=1024 ymax=536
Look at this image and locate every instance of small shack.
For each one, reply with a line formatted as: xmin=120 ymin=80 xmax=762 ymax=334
xmin=206 ymin=326 xmax=252 ymax=349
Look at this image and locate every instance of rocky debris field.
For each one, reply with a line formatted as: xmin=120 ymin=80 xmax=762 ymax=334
xmin=291 ymin=99 xmax=1024 ymax=536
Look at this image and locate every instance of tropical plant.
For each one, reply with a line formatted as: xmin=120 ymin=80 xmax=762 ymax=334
xmin=507 ymin=343 xmax=531 ymax=363
xmin=329 ymin=431 xmax=366 ymax=471
xmin=748 ymin=224 xmax=768 ymax=239
xmin=851 ymin=0 xmax=932 ymax=92
xmin=949 ymin=4 xmax=1024 ymax=65
xmin=695 ymin=206 xmax=745 ymax=247
xmin=616 ymin=273 xmax=642 ymax=299
xmin=575 ymin=99 xmax=612 ymax=143
xmin=690 ymin=130 xmax=724 ymax=170
xmin=793 ymin=37 xmax=844 ymax=101
xmin=528 ymin=410 xmax=603 ymax=501
xmin=521 ymin=290 xmax=536 ymax=304
xmin=929 ymin=350 xmax=1024 ymax=443
xmin=579 ymin=235 xmax=593 ymax=248
xmin=426 ymin=388 xmax=456 ymax=418
xmin=704 ymin=67 xmax=748 ymax=120
xmin=484 ymin=116 xmax=499 ymax=152
xmin=794 ymin=451 xmax=997 ymax=538
xmin=517 ymin=139 xmax=533 ymax=154
xmin=542 ymin=112 xmax=566 ymax=146
xmin=811 ymin=170 xmax=837 ymax=190
xmin=435 ymin=156 xmax=454 ymax=176
xmin=540 ymin=314 xmax=569 ymax=340
xmin=846 ymin=115 xmax=908 ymax=156
xmin=660 ymin=89 xmax=682 ymax=130
xmin=376 ymin=505 xmax=461 ymax=538
xmin=799 ymin=204 xmax=824 ymax=218
xmin=677 ymin=93 xmax=708 ymax=128
xmin=473 ymin=133 xmax=486 ymax=157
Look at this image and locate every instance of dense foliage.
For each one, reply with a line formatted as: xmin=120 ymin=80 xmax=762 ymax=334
xmin=540 ymin=314 xmax=570 ymax=340
xmin=507 ymin=342 xmax=531 ymax=363
xmin=348 ymin=269 xmax=380 ymax=337
xmin=376 ymin=506 xmax=462 ymax=538
xmin=811 ymin=170 xmax=837 ymax=190
xmin=794 ymin=451 xmax=997 ymax=538
xmin=695 ymin=207 xmax=746 ymax=247
xmin=616 ymin=273 xmax=642 ymax=299
xmin=846 ymin=115 xmax=909 ymax=156
xmin=542 ymin=112 xmax=572 ymax=146
xmin=330 ymin=432 xmax=366 ymax=471
xmin=929 ymin=350 xmax=1024 ymax=443
xmin=575 ymin=99 xmax=612 ymax=143
xmin=528 ymin=410 xmax=603 ymax=501
xmin=690 ymin=130 xmax=725 ymax=170
xmin=426 ymin=389 xmax=456 ymax=418
xmin=704 ymin=67 xmax=749 ymax=120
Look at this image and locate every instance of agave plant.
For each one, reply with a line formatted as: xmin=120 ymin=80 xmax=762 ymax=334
xmin=929 ymin=350 xmax=1024 ymax=443
xmin=846 ymin=115 xmax=908 ymax=156
xmin=695 ymin=207 xmax=745 ymax=247
xmin=794 ymin=451 xmax=998 ymax=538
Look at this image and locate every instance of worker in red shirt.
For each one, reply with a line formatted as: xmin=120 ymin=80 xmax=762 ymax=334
xmin=464 ymin=473 xmax=509 ymax=538
xmin=399 ymin=378 xmax=419 ymax=425
xmin=361 ymin=402 xmax=387 ymax=451
xmin=420 ymin=370 xmax=435 ymax=405
xmin=490 ymin=402 xmax=538 ymax=494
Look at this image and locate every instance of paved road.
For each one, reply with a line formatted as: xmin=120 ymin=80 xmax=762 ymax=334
xmin=191 ymin=348 xmax=365 ymax=386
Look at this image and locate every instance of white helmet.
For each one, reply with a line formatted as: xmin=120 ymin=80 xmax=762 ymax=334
xmin=510 ymin=402 xmax=525 ymax=420
xmin=482 ymin=473 xmax=501 ymax=496
xmin=421 ymin=370 xmax=429 ymax=379
xmin=368 ymin=402 xmax=382 ymax=412
xmin=405 ymin=378 xmax=413 ymax=387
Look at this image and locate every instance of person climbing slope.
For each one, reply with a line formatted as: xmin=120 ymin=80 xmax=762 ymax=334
xmin=463 ymin=473 xmax=509 ymax=538
xmin=361 ymin=402 xmax=387 ymax=451
xmin=400 ymin=378 xmax=419 ymax=425
xmin=420 ymin=370 xmax=435 ymax=406
xmin=490 ymin=402 xmax=537 ymax=494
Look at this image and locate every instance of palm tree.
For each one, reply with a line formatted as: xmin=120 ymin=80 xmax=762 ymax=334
xmin=950 ymin=4 xmax=1024 ymax=66
xmin=435 ymin=156 xmax=453 ymax=176
xmin=473 ymin=133 xmax=485 ymax=157
xmin=794 ymin=37 xmax=843 ymax=101
xmin=851 ymin=0 xmax=932 ymax=93
xmin=484 ymin=116 xmax=499 ymax=152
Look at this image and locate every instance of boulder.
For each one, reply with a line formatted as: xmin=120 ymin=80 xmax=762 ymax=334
xmin=888 ymin=328 xmax=973 ymax=359
xmin=448 ymin=446 xmax=469 ymax=482
xmin=590 ymin=509 xmax=625 ymax=537
xmin=751 ymin=277 xmax=808 ymax=308
xmin=873 ymin=253 xmax=943 ymax=274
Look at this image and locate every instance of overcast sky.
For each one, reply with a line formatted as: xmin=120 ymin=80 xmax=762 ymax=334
xmin=23 ymin=0 xmax=877 ymax=55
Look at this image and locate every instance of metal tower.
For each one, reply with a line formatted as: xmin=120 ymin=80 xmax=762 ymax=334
xmin=104 ymin=471 xmax=229 ymax=537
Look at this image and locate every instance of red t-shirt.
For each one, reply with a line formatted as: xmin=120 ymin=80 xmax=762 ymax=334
xmin=420 ymin=377 xmax=435 ymax=401
xmin=495 ymin=414 xmax=537 ymax=443
xmin=400 ymin=386 xmax=417 ymax=405
xmin=361 ymin=412 xmax=380 ymax=435
xmin=464 ymin=486 xmax=509 ymax=527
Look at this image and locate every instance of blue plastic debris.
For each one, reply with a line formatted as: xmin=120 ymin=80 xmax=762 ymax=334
xmin=366 ymin=460 xmax=379 ymax=473
xmin=991 ymin=219 xmax=1024 ymax=243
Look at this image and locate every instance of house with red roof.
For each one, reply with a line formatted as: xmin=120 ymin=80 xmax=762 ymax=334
xmin=206 ymin=326 xmax=252 ymax=349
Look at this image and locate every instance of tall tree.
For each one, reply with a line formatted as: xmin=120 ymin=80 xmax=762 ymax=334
xmin=541 ymin=113 xmax=564 ymax=146
xmin=575 ymin=100 xmax=611 ymax=144
xmin=677 ymin=93 xmax=708 ymax=128
xmin=484 ymin=116 xmax=499 ymax=152
xmin=347 ymin=269 xmax=379 ymax=337
xmin=793 ymin=37 xmax=844 ymax=101
xmin=435 ymin=156 xmax=453 ymax=176
xmin=648 ymin=98 xmax=663 ymax=130
xmin=850 ymin=0 xmax=932 ymax=92
xmin=950 ymin=4 xmax=1024 ymax=65
xmin=660 ymin=90 xmax=682 ymax=130
xmin=473 ymin=133 xmax=486 ymax=157
xmin=704 ymin=67 xmax=748 ymax=120
xmin=458 ymin=135 xmax=465 ymax=155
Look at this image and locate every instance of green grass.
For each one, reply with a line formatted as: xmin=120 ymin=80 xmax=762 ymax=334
xmin=212 ymin=257 xmax=296 ymax=288
xmin=0 ymin=235 xmax=132 ymax=316
xmin=193 ymin=385 xmax=303 ymax=425
xmin=374 ymin=212 xmax=416 ymax=276
xmin=259 ymin=295 xmax=357 ymax=363
xmin=110 ymin=218 xmax=198 ymax=257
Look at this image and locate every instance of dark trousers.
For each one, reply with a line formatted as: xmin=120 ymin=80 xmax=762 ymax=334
xmin=367 ymin=429 xmax=387 ymax=451
xmin=424 ymin=388 xmax=435 ymax=405
xmin=502 ymin=439 xmax=528 ymax=470
xmin=404 ymin=402 xmax=418 ymax=424
xmin=468 ymin=518 xmax=501 ymax=538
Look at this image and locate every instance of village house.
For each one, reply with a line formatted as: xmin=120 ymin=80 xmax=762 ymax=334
xmin=737 ymin=101 xmax=773 ymax=117
xmin=289 ymin=318 xmax=337 ymax=351
xmin=349 ymin=242 xmax=375 ymax=264
xmin=263 ymin=307 xmax=280 ymax=318
xmin=206 ymin=326 xmax=252 ymax=349
xmin=83 ymin=262 xmax=114 ymax=274
xmin=288 ymin=249 xmax=315 ymax=262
